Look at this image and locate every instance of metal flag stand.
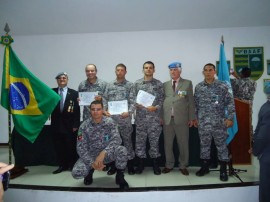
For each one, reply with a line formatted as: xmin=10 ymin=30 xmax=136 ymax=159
xmin=1 ymin=23 xmax=28 ymax=179
xmin=227 ymin=145 xmax=247 ymax=183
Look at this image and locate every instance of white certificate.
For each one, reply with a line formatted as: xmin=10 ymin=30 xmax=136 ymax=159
xmin=108 ymin=100 xmax=128 ymax=115
xmin=136 ymin=90 xmax=155 ymax=107
xmin=79 ymin=92 xmax=98 ymax=106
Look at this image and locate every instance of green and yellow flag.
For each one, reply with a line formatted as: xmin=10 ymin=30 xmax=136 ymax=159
xmin=1 ymin=44 xmax=60 ymax=143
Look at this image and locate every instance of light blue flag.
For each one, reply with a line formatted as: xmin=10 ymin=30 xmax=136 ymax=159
xmin=218 ymin=43 xmax=238 ymax=144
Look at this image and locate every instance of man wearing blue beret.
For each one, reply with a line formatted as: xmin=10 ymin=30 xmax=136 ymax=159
xmin=162 ymin=62 xmax=195 ymax=175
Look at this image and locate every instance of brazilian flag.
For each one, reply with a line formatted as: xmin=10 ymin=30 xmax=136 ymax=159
xmin=1 ymin=46 xmax=60 ymax=143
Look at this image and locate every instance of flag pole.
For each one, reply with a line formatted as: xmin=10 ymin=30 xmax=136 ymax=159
xmin=1 ymin=24 xmax=28 ymax=178
xmin=8 ymin=113 xmax=12 ymax=164
xmin=219 ymin=36 xmax=246 ymax=181
xmin=1 ymin=23 xmax=13 ymax=165
xmin=4 ymin=24 xmax=13 ymax=165
xmin=221 ymin=35 xmax=224 ymax=45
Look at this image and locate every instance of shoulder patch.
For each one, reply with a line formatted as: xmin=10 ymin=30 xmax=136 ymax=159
xmin=77 ymin=130 xmax=83 ymax=141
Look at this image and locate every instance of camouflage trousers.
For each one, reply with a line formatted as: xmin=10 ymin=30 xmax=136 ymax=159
xmin=118 ymin=124 xmax=135 ymax=160
xmin=135 ymin=118 xmax=162 ymax=159
xmin=198 ymin=122 xmax=229 ymax=162
xmin=72 ymin=145 xmax=128 ymax=179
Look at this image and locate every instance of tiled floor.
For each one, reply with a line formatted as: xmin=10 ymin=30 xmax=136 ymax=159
xmin=0 ymin=146 xmax=259 ymax=190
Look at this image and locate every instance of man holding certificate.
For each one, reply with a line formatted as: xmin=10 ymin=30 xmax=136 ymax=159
xmin=134 ymin=61 xmax=164 ymax=175
xmin=103 ymin=63 xmax=136 ymax=175
xmin=78 ymin=64 xmax=107 ymax=121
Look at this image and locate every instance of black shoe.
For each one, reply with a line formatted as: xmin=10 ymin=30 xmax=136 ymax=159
xmin=107 ymin=163 xmax=117 ymax=175
xmin=84 ymin=170 xmax=94 ymax=185
xmin=220 ymin=172 xmax=228 ymax=181
xmin=52 ymin=166 xmax=68 ymax=174
xmin=196 ymin=167 xmax=209 ymax=176
xmin=127 ymin=160 xmax=135 ymax=175
xmin=196 ymin=159 xmax=210 ymax=177
xmin=153 ymin=167 xmax=161 ymax=175
xmin=219 ymin=161 xmax=228 ymax=181
xmin=128 ymin=166 xmax=135 ymax=175
xmin=152 ymin=158 xmax=161 ymax=175
xmin=135 ymin=166 xmax=144 ymax=174
xmin=135 ymin=158 xmax=144 ymax=174
xmin=116 ymin=169 xmax=129 ymax=190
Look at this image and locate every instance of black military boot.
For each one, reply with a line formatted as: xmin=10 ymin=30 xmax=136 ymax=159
xmin=115 ymin=169 xmax=129 ymax=190
xmin=219 ymin=161 xmax=228 ymax=181
xmin=152 ymin=158 xmax=161 ymax=175
xmin=135 ymin=158 xmax=144 ymax=174
xmin=209 ymin=139 xmax=218 ymax=168
xmin=84 ymin=169 xmax=94 ymax=185
xmin=196 ymin=159 xmax=210 ymax=176
xmin=127 ymin=159 xmax=135 ymax=175
xmin=107 ymin=162 xmax=117 ymax=175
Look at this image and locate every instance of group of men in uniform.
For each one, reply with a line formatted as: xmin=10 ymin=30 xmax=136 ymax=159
xmin=51 ymin=61 xmax=256 ymax=189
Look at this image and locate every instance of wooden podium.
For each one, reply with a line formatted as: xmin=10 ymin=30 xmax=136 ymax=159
xmin=229 ymin=99 xmax=252 ymax=165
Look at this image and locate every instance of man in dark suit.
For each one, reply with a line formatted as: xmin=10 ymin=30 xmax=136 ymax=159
xmin=51 ymin=72 xmax=80 ymax=174
xmin=162 ymin=62 xmax=195 ymax=175
xmin=253 ymin=84 xmax=270 ymax=202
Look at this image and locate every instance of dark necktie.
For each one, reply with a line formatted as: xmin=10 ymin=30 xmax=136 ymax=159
xmin=60 ymin=88 xmax=64 ymax=112
xmin=172 ymin=80 xmax=176 ymax=92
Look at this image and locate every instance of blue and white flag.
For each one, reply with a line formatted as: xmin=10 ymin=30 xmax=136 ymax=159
xmin=218 ymin=42 xmax=238 ymax=144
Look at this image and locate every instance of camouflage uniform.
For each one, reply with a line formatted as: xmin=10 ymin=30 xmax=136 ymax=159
xmin=72 ymin=116 xmax=128 ymax=179
xmin=134 ymin=78 xmax=164 ymax=158
xmin=103 ymin=79 xmax=136 ymax=160
xmin=231 ymin=78 xmax=257 ymax=105
xmin=78 ymin=78 xmax=107 ymax=121
xmin=231 ymin=77 xmax=257 ymax=139
xmin=194 ymin=80 xmax=235 ymax=161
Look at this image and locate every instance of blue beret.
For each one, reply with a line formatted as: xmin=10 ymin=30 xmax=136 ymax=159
xmin=55 ymin=72 xmax=68 ymax=79
xmin=168 ymin=62 xmax=181 ymax=69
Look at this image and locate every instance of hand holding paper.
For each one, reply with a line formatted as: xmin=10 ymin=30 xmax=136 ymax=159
xmin=78 ymin=92 xmax=98 ymax=106
xmin=136 ymin=90 xmax=155 ymax=107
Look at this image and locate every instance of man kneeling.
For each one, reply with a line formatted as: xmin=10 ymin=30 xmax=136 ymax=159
xmin=72 ymin=100 xmax=129 ymax=190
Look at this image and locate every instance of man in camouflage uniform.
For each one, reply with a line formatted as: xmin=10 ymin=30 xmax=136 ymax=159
xmin=231 ymin=67 xmax=257 ymax=147
xmin=194 ymin=63 xmax=235 ymax=181
xmin=133 ymin=61 xmax=164 ymax=175
xmin=231 ymin=67 xmax=257 ymax=106
xmin=78 ymin=64 xmax=107 ymax=121
xmin=71 ymin=100 xmax=129 ymax=190
xmin=103 ymin=63 xmax=136 ymax=175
